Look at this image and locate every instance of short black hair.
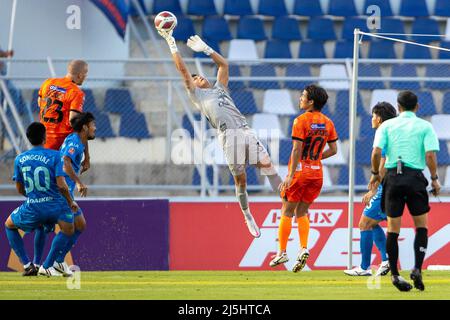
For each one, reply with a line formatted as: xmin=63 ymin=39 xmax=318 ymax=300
xmin=70 ymin=112 xmax=95 ymax=132
xmin=372 ymin=102 xmax=397 ymax=122
xmin=26 ymin=122 xmax=46 ymax=146
xmin=397 ymin=91 xmax=418 ymax=111
xmin=304 ymin=84 xmax=328 ymax=111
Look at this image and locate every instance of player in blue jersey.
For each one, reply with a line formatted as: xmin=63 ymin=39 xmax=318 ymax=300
xmin=34 ymin=112 xmax=96 ymax=276
xmin=344 ymin=102 xmax=397 ymax=277
xmin=4 ymin=122 xmax=78 ymax=276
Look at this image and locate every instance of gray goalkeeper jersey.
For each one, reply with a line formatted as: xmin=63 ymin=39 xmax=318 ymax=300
xmin=187 ymin=81 xmax=248 ymax=132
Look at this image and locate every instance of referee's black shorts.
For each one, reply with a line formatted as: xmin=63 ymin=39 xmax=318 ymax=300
xmin=381 ymin=167 xmax=430 ymax=218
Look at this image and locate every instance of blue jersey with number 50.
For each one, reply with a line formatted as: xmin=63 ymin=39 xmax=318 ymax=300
xmin=12 ymin=146 xmax=66 ymax=208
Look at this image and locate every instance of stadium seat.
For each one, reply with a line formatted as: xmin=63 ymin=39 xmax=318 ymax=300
xmin=104 ymin=89 xmax=136 ymax=114
xmin=403 ymin=44 xmax=432 ymax=60
xmin=399 ymin=0 xmax=429 ymax=17
xmin=284 ymin=64 xmax=311 ymax=90
xmin=153 ymin=0 xmax=183 ymax=15
xmin=258 ymin=0 xmax=288 ymax=16
xmin=377 ymin=18 xmax=406 ymax=40
xmin=249 ymin=64 xmax=280 ymax=90
xmin=358 ymin=115 xmax=375 ymax=140
xmin=328 ymin=0 xmax=358 ymax=16
xmin=415 ymin=91 xmax=437 ymax=117
xmin=307 ymin=18 xmax=337 ymax=41
xmin=438 ymin=41 xmax=450 ymax=59
xmin=193 ymin=166 xmax=221 ymax=185
xmin=129 ymin=0 xmax=147 ymax=16
xmin=322 ymin=140 xmax=347 ymax=165
xmin=264 ymin=40 xmax=292 ymax=59
xmin=202 ymin=16 xmax=232 ymax=42
xmin=425 ymin=64 xmax=450 ymax=90
xmin=431 ymin=115 xmax=450 ymax=139
xmin=229 ymin=166 xmax=259 ymax=185
xmin=30 ymin=89 xmax=40 ymax=115
xmin=364 ymin=0 xmax=393 ymax=17
xmin=298 ymin=41 xmax=326 ymax=59
xmin=442 ymin=92 xmax=450 ymax=113
xmin=335 ymin=90 xmax=367 ymax=117
xmin=193 ymin=39 xmax=221 ymax=58
xmin=8 ymin=87 xmax=27 ymax=115
xmin=82 ymin=89 xmax=99 ymax=113
xmin=318 ymin=64 xmax=349 ymax=90
xmin=272 ymin=16 xmax=302 ymax=41
xmin=187 ymin=0 xmax=217 ymax=16
xmin=227 ymin=64 xmax=245 ymax=90
xmin=334 ymin=40 xmax=359 ymax=59
xmin=293 ymin=0 xmax=323 ymax=16
xmin=278 ymin=139 xmax=292 ymax=165
xmin=252 ymin=113 xmax=285 ymax=139
xmin=223 ymin=0 xmax=254 ymax=15
xmin=173 ymin=16 xmax=195 ymax=41
xmin=182 ymin=113 xmax=210 ymax=138
xmin=342 ymin=18 xmax=372 ymax=41
xmin=370 ymin=89 xmax=399 ymax=113
xmin=237 ymin=16 xmax=267 ymax=41
xmin=390 ymin=64 xmax=420 ymax=91
xmin=119 ymin=112 xmax=151 ymax=139
xmin=356 ymin=137 xmax=373 ymax=165
xmin=227 ymin=39 xmax=258 ymax=61
xmin=445 ymin=166 xmax=450 ymax=187
xmin=358 ymin=64 xmax=385 ymax=90
xmin=286 ymin=115 xmax=297 ymax=138
xmin=333 ymin=112 xmax=350 ymax=140
xmin=230 ymin=89 xmax=258 ymax=115
xmin=368 ymin=41 xmax=396 ymax=59
xmin=262 ymin=89 xmax=296 ymax=115
xmin=437 ymin=140 xmax=450 ymax=165
xmin=94 ymin=112 xmax=115 ymax=138
xmin=338 ymin=165 xmax=367 ymax=186
xmin=410 ymin=18 xmax=441 ymax=43
xmin=435 ymin=0 xmax=450 ymax=16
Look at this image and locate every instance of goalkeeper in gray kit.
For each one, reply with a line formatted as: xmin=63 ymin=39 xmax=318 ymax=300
xmin=158 ymin=29 xmax=282 ymax=238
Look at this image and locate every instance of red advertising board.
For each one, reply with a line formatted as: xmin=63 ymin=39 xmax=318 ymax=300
xmin=169 ymin=201 xmax=450 ymax=271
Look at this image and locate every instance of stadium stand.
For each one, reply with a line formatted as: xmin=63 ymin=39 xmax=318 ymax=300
xmin=249 ymin=64 xmax=280 ymax=90
xmin=431 ymin=115 xmax=450 ymax=140
xmin=230 ymin=89 xmax=259 ymax=115
xmin=119 ymin=112 xmax=151 ymax=139
xmin=262 ymin=89 xmax=296 ymax=115
xmin=298 ymin=41 xmax=326 ymax=59
xmin=328 ymin=0 xmax=358 ymax=17
xmin=264 ymin=40 xmax=292 ymax=59
xmin=272 ymin=16 xmax=302 ymax=41
xmin=293 ymin=0 xmax=324 ymax=16
xmin=223 ymin=0 xmax=254 ymax=16
xmin=307 ymin=17 xmax=337 ymax=40
xmin=252 ymin=113 xmax=285 ymax=139
xmin=153 ymin=0 xmax=183 ymax=15
xmin=318 ymin=64 xmax=349 ymax=90
xmin=187 ymin=0 xmax=218 ymax=16
xmin=364 ymin=0 xmax=393 ymax=16
xmin=399 ymin=0 xmax=430 ymax=17
xmin=202 ymin=16 xmax=233 ymax=42
xmin=257 ymin=0 xmax=288 ymax=17
xmin=173 ymin=16 xmax=196 ymax=41
xmin=284 ymin=64 xmax=311 ymax=90
xmin=237 ymin=16 xmax=267 ymax=41
xmin=390 ymin=64 xmax=421 ymax=91
xmin=104 ymin=88 xmax=137 ymax=115
xmin=228 ymin=39 xmax=259 ymax=60
xmin=435 ymin=0 xmax=450 ymax=17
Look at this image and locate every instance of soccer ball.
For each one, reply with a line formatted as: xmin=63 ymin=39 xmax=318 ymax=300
xmin=154 ymin=11 xmax=177 ymax=32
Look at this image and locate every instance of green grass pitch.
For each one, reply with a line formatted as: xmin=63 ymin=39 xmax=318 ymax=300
xmin=0 ymin=271 xmax=449 ymax=300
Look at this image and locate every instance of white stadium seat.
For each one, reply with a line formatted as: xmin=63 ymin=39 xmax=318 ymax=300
xmin=252 ymin=113 xmax=285 ymax=139
xmin=431 ymin=115 xmax=450 ymax=140
xmin=262 ymin=89 xmax=296 ymax=115
xmin=445 ymin=166 xmax=450 ymax=187
xmin=318 ymin=64 xmax=349 ymax=90
xmin=370 ymin=89 xmax=399 ymax=112
xmin=228 ymin=39 xmax=259 ymax=61
xmin=322 ymin=140 xmax=347 ymax=165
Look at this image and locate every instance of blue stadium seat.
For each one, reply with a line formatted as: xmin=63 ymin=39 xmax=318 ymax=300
xmin=272 ymin=16 xmax=302 ymax=41
xmin=335 ymin=90 xmax=366 ymax=117
xmin=249 ymin=64 xmax=280 ymax=90
xmin=368 ymin=41 xmax=396 ymax=59
xmin=378 ymin=18 xmax=406 ymax=40
xmin=298 ymin=41 xmax=326 ymax=58
xmin=359 ymin=64 xmax=385 ymax=90
xmin=328 ymin=0 xmax=358 ymax=17
xmin=333 ymin=112 xmax=349 ymax=140
xmin=307 ymin=18 xmax=336 ymax=41
xmin=229 ymin=166 xmax=259 ymax=185
xmin=104 ymin=89 xmax=136 ymax=114
xmin=182 ymin=113 xmax=210 ymax=138
xmin=119 ymin=112 xmax=151 ymax=139
xmin=228 ymin=65 xmax=245 ymax=91
xmin=338 ymin=165 xmax=367 ymax=185
xmin=258 ymin=0 xmax=288 ymax=16
xmin=435 ymin=0 xmax=450 ymax=16
xmin=279 ymin=138 xmax=292 ymax=165
xmin=193 ymin=166 xmax=221 ymax=185
xmin=437 ymin=141 xmax=450 ymax=165
xmin=293 ymin=0 xmax=323 ymax=16
xmin=94 ymin=112 xmax=115 ymax=138
xmin=8 ymin=88 xmax=27 ymax=115
xmin=129 ymin=0 xmax=147 ymax=16
xmin=82 ymin=89 xmax=99 ymax=113
xmin=230 ymin=89 xmax=258 ymax=115
xmin=237 ymin=16 xmax=267 ymax=41
xmin=425 ymin=64 xmax=450 ymax=90
xmin=359 ymin=115 xmax=375 ymax=140
xmin=223 ymin=0 xmax=254 ymax=16
xmin=390 ymin=64 xmax=420 ymax=91
xmin=356 ymin=138 xmax=373 ymax=165
xmin=286 ymin=115 xmax=297 ymax=138
xmin=30 ymin=89 xmax=40 ymax=115
xmin=399 ymin=0 xmax=429 ymax=17
xmin=264 ymin=40 xmax=292 ymax=59
xmin=364 ymin=0 xmax=393 ymax=16
xmin=202 ymin=16 xmax=232 ymax=42
xmin=403 ymin=43 xmax=431 ymax=59
xmin=284 ymin=64 xmax=311 ymax=90
xmin=411 ymin=18 xmax=441 ymax=43
xmin=415 ymin=91 xmax=437 ymax=117
xmin=334 ymin=40 xmax=359 ymax=59
xmin=187 ymin=0 xmax=217 ymax=16
xmin=342 ymin=18 xmax=371 ymax=41
xmin=442 ymin=92 xmax=450 ymax=113
xmin=193 ymin=39 xmax=220 ymax=58
xmin=173 ymin=16 xmax=195 ymax=41
xmin=438 ymin=42 xmax=450 ymax=59
xmin=153 ymin=0 xmax=183 ymax=15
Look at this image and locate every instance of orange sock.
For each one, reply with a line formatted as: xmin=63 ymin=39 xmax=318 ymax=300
xmin=297 ymin=215 xmax=310 ymax=249
xmin=278 ymin=215 xmax=292 ymax=252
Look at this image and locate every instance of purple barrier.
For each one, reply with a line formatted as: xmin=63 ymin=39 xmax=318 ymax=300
xmin=0 ymin=199 xmax=169 ymax=271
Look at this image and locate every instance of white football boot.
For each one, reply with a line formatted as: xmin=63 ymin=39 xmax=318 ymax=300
xmin=53 ymin=261 xmax=74 ymax=277
xmin=292 ymin=248 xmax=310 ymax=273
xmin=269 ymin=252 xmax=289 ymax=267
xmin=243 ymin=212 xmax=261 ymax=238
xmin=38 ymin=265 xmax=62 ymax=277
xmin=344 ymin=266 xmax=373 ymax=276
xmin=375 ymin=260 xmax=390 ymax=277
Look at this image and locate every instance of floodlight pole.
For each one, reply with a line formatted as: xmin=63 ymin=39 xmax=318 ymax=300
xmin=347 ymin=28 xmax=360 ymax=270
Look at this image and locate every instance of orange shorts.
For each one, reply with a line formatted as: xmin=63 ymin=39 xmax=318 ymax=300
xmin=44 ymin=135 xmax=66 ymax=150
xmin=280 ymin=176 xmax=323 ymax=203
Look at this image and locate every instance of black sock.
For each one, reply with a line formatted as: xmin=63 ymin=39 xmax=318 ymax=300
xmin=414 ymin=228 xmax=428 ymax=272
xmin=386 ymin=232 xmax=400 ymax=276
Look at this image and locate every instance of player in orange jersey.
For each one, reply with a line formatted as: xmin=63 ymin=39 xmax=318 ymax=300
xmin=270 ymin=84 xmax=338 ymax=272
xmin=37 ymin=60 xmax=90 ymax=173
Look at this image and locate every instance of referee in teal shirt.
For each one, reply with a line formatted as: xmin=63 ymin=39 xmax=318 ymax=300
xmin=369 ymin=91 xmax=440 ymax=292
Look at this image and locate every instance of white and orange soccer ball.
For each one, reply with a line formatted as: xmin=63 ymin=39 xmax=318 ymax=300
xmin=154 ymin=11 xmax=178 ymax=32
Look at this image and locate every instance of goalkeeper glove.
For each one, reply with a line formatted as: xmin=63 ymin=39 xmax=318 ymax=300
xmin=187 ymin=35 xmax=214 ymax=56
xmin=158 ymin=29 xmax=178 ymax=54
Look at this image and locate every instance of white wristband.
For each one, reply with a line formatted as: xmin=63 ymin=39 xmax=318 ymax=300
xmin=203 ymin=46 xmax=214 ymax=56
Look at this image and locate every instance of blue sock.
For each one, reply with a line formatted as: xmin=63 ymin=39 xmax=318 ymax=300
xmin=56 ymin=230 xmax=82 ymax=263
xmin=372 ymin=224 xmax=387 ymax=261
xmin=5 ymin=227 xmax=30 ymax=266
xmin=360 ymin=230 xmax=373 ymax=270
xmin=42 ymin=232 xmax=71 ymax=269
xmin=33 ymin=227 xmax=47 ymax=266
